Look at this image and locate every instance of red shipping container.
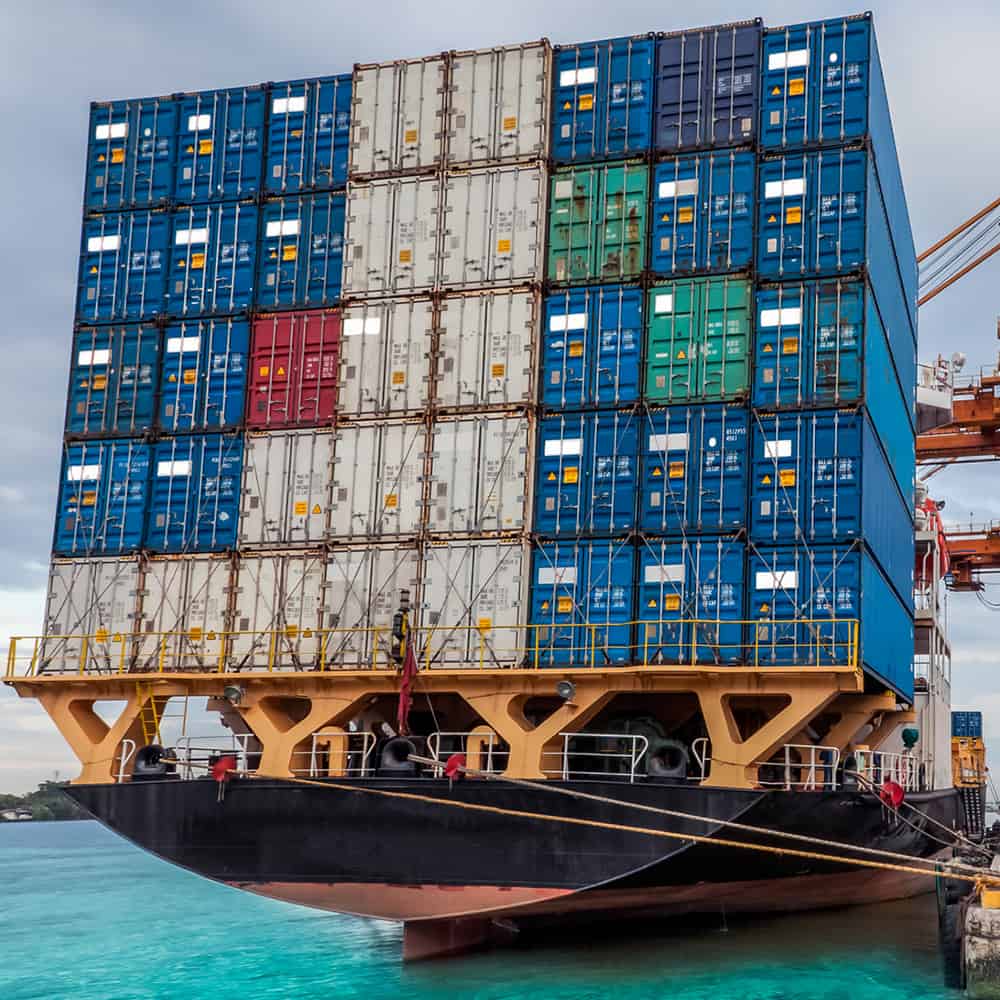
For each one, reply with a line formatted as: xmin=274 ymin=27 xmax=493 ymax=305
xmin=247 ymin=310 xmax=341 ymax=428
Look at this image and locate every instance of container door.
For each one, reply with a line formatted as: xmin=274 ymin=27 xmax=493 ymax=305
xmin=584 ymin=541 xmax=635 ymax=665
xmin=302 ymin=192 xmax=345 ymax=306
xmin=160 ymin=322 xmax=208 ymax=430
xmin=759 ymin=25 xmax=812 ymax=148
xmin=541 ymin=288 xmax=591 ymax=408
xmin=697 ymin=405 xmax=748 ymax=531
xmin=645 ymin=281 xmax=699 ymax=402
xmin=535 ymin=414 xmax=588 ymax=536
xmin=815 ymin=148 xmax=866 ymax=275
xmin=599 ymin=162 xmax=647 ymax=280
xmin=692 ymin=538 xmax=746 ymax=664
xmin=447 ymin=49 xmax=497 ymax=166
xmin=391 ymin=176 xmax=441 ymax=294
xmin=753 ymin=283 xmax=808 ymax=407
xmin=705 ymin=150 xmax=755 ymax=272
xmin=193 ymin=435 xmax=242 ymax=551
xmin=748 ymin=548 xmax=806 ymax=666
xmin=639 ymin=407 xmax=694 ymax=534
xmin=757 ymin=155 xmax=808 ymax=278
xmin=813 ymin=279 xmax=862 ymax=405
xmin=551 ymin=45 xmax=601 ymax=162
xmin=587 ymin=410 xmax=638 ymax=534
xmin=477 ymin=414 xmax=530 ymax=533
xmin=329 ymin=425 xmax=377 ymax=539
xmin=602 ymin=37 xmax=654 ymax=156
xmin=707 ymin=22 xmax=760 ymax=147
xmin=816 ymin=18 xmax=872 ymax=144
xmin=595 ymin=285 xmax=642 ymax=405
xmin=322 ymin=548 xmax=375 ymax=665
xmin=350 ymin=64 xmax=398 ymax=176
xmin=341 ymin=181 xmax=390 ymax=297
xmin=439 ymin=171 xmax=491 ymax=288
xmin=809 ymin=546 xmax=861 ymax=668
xmin=258 ymin=198 xmax=305 ymax=308
xmin=428 ymin=418 xmax=479 ymax=534
xmin=654 ymin=31 xmax=709 ymax=151
xmin=750 ymin=412 xmax=806 ymax=543
xmin=529 ymin=542 xmax=582 ymax=666
xmin=702 ymin=276 xmax=751 ymax=400
xmin=637 ymin=541 xmax=686 ymax=662
xmin=548 ymin=168 xmax=596 ymax=283
xmin=376 ymin=423 xmax=425 ymax=538
xmin=398 ymin=58 xmax=446 ymax=173
xmin=651 ymin=158 xmax=700 ymax=274
xmin=810 ymin=410 xmax=862 ymax=545
xmin=203 ymin=319 xmax=249 ymax=428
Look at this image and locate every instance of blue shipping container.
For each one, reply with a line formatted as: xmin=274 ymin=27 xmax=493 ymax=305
xmin=166 ymin=202 xmax=258 ymax=317
xmin=67 ymin=325 xmax=159 ymax=436
xmin=542 ymin=285 xmax=642 ymax=407
xmin=54 ymin=439 xmax=150 ymax=555
xmin=86 ymin=97 xmax=178 ymax=211
xmin=749 ymin=409 xmax=913 ymax=603
xmin=256 ymin=194 xmax=345 ymax=309
xmin=551 ymin=35 xmax=655 ymax=162
xmin=77 ymin=211 xmax=170 ymax=323
xmin=160 ymin=319 xmax=249 ymax=431
xmin=146 ymin=434 xmax=243 ymax=552
xmin=535 ymin=411 xmax=639 ymax=536
xmin=654 ymin=20 xmax=761 ymax=151
xmin=756 ymin=146 xmax=916 ymax=340
xmin=748 ymin=544 xmax=914 ymax=700
xmin=266 ymin=76 xmax=352 ymax=194
xmin=639 ymin=404 xmax=748 ymax=534
xmin=174 ymin=87 xmax=266 ymax=203
xmin=651 ymin=151 xmax=755 ymax=275
xmin=529 ymin=539 xmax=635 ymax=666
xmin=952 ymin=711 xmax=983 ymax=739
xmin=637 ymin=537 xmax=745 ymax=664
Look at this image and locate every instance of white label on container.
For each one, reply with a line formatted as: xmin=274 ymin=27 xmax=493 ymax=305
xmin=157 ymin=460 xmax=192 ymax=477
xmin=658 ymin=179 xmax=699 ymax=199
xmin=654 ymin=294 xmax=674 ymax=314
xmin=764 ymin=178 xmax=805 ymax=199
xmin=759 ymin=307 xmax=802 ymax=328
xmin=544 ymin=438 xmax=582 ymax=457
xmin=175 ymin=228 xmax=208 ymax=246
xmin=764 ymin=439 xmax=793 ymax=459
xmin=554 ymin=180 xmax=574 ymax=200
xmin=78 ymin=349 xmax=111 ymax=366
xmin=559 ymin=67 xmax=597 ymax=87
xmin=187 ymin=113 xmax=211 ymax=131
xmin=95 ymin=122 xmax=128 ymax=140
xmin=644 ymin=563 xmax=685 ymax=584
xmin=538 ymin=566 xmax=577 ymax=585
xmin=265 ymin=219 xmax=301 ymax=238
xmin=768 ymin=49 xmax=809 ymax=71
xmin=272 ymin=96 xmax=307 ymax=114
xmin=756 ymin=570 xmax=798 ymax=590
xmin=87 ymin=235 xmax=120 ymax=252
xmin=549 ymin=312 xmax=587 ymax=333
xmin=648 ymin=433 xmax=689 ymax=452
xmin=67 ymin=464 xmax=101 ymax=482
xmin=343 ymin=316 xmax=381 ymax=337
xmin=166 ymin=335 xmax=201 ymax=353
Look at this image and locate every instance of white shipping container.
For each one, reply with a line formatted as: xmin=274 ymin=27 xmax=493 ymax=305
xmin=428 ymin=414 xmax=531 ymax=534
xmin=438 ymin=165 xmax=547 ymax=289
xmin=329 ymin=421 xmax=426 ymax=540
xmin=435 ymin=289 xmax=536 ymax=409
xmin=446 ymin=41 xmax=551 ymax=167
xmin=40 ymin=557 xmax=140 ymax=674
xmin=421 ymin=540 xmax=527 ymax=666
xmin=350 ymin=56 xmax=447 ymax=177
xmin=342 ymin=177 xmax=441 ymax=297
xmin=339 ymin=297 xmax=433 ymax=417
xmin=240 ymin=429 xmax=334 ymax=547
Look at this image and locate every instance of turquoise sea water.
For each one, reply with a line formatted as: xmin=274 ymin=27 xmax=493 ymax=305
xmin=0 ymin=820 xmax=958 ymax=1000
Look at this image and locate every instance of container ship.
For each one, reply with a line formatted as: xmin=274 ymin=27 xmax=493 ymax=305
xmin=6 ymin=12 xmax=985 ymax=961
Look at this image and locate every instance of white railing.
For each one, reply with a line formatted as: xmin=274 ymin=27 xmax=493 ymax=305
xmin=857 ymin=750 xmax=921 ymax=792
xmin=305 ymin=730 xmax=375 ymax=778
xmin=173 ymin=734 xmax=251 ymax=780
xmin=116 ymin=739 xmax=137 ymax=783
xmin=425 ymin=731 xmax=500 ymax=776
xmin=757 ymin=744 xmax=841 ymax=791
xmin=542 ymin=732 xmax=649 ymax=783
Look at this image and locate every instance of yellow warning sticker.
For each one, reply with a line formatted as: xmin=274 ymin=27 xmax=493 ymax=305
xmin=568 ymin=341 xmax=584 ymax=358
xmin=188 ymin=627 xmax=202 ymax=642
xmin=258 ymin=365 xmax=270 ymax=377
xmin=190 ymin=252 xmax=205 ymax=270
xmin=294 ymin=501 xmax=308 ymax=515
xmin=541 ymin=600 xmax=551 ymax=610
xmin=391 ymin=370 xmax=405 ymax=385
xmin=547 ymin=471 xmax=557 ymax=481
xmin=652 ymin=467 xmax=662 ymax=478
xmin=185 ymin=144 xmax=195 ymax=154
xmin=311 ymin=504 xmax=322 ymax=515
xmin=282 ymin=245 xmax=298 ymax=261
xmin=111 ymin=148 xmax=125 ymax=164
xmin=578 ymin=94 xmax=594 ymax=111
xmin=785 ymin=206 xmax=802 ymax=225
xmin=478 ymin=617 xmax=493 ymax=631
xmin=404 ymin=129 xmax=418 ymax=144
xmin=669 ymin=461 xmax=684 ymax=479
xmin=760 ymin=602 xmax=771 ymax=613
xmin=92 ymin=375 xmax=107 ymax=391
xmin=502 ymin=116 xmax=517 ymax=131
xmin=648 ymin=599 xmax=657 ymax=608
xmin=384 ymin=493 xmax=398 ymax=509
xmin=285 ymin=624 xmax=299 ymax=638
xmin=762 ymin=474 xmax=772 ymax=485
xmin=490 ymin=364 xmax=505 ymax=378
xmin=557 ymin=596 xmax=573 ymax=614
xmin=763 ymin=343 xmax=774 ymax=353
xmin=676 ymin=349 xmax=687 ymax=360
xmin=97 ymin=153 xmax=106 ymax=163
xmin=95 ymin=627 xmax=109 ymax=643
xmin=82 ymin=491 xmax=97 ymax=507
xmin=291 ymin=129 xmax=303 ymax=139
xmin=789 ymin=77 xmax=805 ymax=97
xmin=497 ymin=238 xmax=511 ymax=254
xmin=678 ymin=207 xmax=694 ymax=224
xmin=198 ymin=139 xmax=213 ymax=155
xmin=771 ymin=85 xmax=781 ymax=96
xmin=767 ymin=214 xmax=777 ymax=223
xmin=781 ymin=337 xmax=799 ymax=355
xmin=664 ymin=594 xmax=681 ymax=611
xmin=563 ymin=466 xmax=578 ymax=484
xmin=167 ymin=374 xmax=177 ymax=383
xmin=779 ymin=469 xmax=796 ymax=487
xmin=183 ymin=369 xmax=197 ymax=384
xmin=399 ymin=249 xmax=412 ymax=263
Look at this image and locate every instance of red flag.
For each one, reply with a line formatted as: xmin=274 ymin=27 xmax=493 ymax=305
xmin=444 ymin=753 xmax=466 ymax=780
xmin=396 ymin=634 xmax=418 ymax=736
xmin=212 ymin=755 xmax=238 ymax=783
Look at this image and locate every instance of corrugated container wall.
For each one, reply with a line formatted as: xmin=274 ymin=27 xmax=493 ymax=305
xmin=952 ymin=712 xmax=984 ymax=739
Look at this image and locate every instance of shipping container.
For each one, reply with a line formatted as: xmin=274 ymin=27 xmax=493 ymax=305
xmin=341 ymin=176 xmax=441 ymax=297
xmin=535 ymin=410 xmax=639 ymax=536
xmin=339 ymin=297 xmax=431 ymax=418
xmin=428 ymin=413 xmax=531 ymax=534
xmin=159 ymin=318 xmax=248 ymax=431
xmin=551 ymin=35 xmax=654 ymax=162
xmin=548 ymin=162 xmax=649 ymax=283
xmin=86 ymin=97 xmax=178 ymax=210
xmin=654 ymin=21 xmax=761 ymax=151
xmin=239 ymin=429 xmax=334 ymax=547
xmin=542 ymin=284 xmax=642 ymax=408
xmin=256 ymin=193 xmax=345 ymax=309
xmin=637 ymin=536 xmax=745 ymax=663
xmin=749 ymin=409 xmax=913 ymax=601
xmin=247 ymin=310 xmax=340 ymax=428
xmin=650 ymin=150 xmax=755 ymax=275
xmin=447 ymin=41 xmax=551 ymax=167
xmin=54 ymin=439 xmax=150 ymax=556
xmin=439 ymin=165 xmax=547 ymax=289
xmin=435 ymin=289 xmax=536 ymax=410
xmin=146 ymin=434 xmax=243 ymax=552
xmin=266 ymin=75 xmax=352 ymax=194
xmin=328 ymin=421 xmax=426 ymax=540
xmin=952 ymin=711 xmax=984 ymax=739
xmin=77 ymin=210 xmax=169 ymax=322
xmin=350 ymin=56 xmax=447 ymax=177
xmin=756 ymin=146 xmax=916 ymax=338
xmin=645 ymin=276 xmax=751 ymax=403
xmin=529 ymin=539 xmax=635 ymax=666
xmin=67 ymin=324 xmax=159 ymax=436
xmin=639 ymin=404 xmax=748 ymax=534
xmin=174 ymin=86 xmax=266 ymax=202
xmin=421 ymin=539 xmax=528 ymax=666
xmin=749 ymin=543 xmax=914 ymax=699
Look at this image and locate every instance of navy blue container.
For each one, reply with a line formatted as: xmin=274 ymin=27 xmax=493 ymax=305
xmin=77 ymin=211 xmax=170 ymax=323
xmin=86 ymin=97 xmax=178 ymax=211
xmin=67 ymin=325 xmax=160 ymax=437
xmin=756 ymin=146 xmax=916 ymax=339
xmin=551 ymin=35 xmax=655 ymax=162
xmin=166 ymin=202 xmax=258 ymax=317
xmin=748 ymin=543 xmax=914 ymax=699
xmin=266 ymin=76 xmax=351 ymax=194
xmin=529 ymin=539 xmax=636 ymax=666
xmin=749 ymin=410 xmax=913 ymax=602
xmin=256 ymin=194 xmax=345 ymax=310
xmin=952 ymin=711 xmax=983 ymax=739
xmin=159 ymin=319 xmax=249 ymax=431
xmin=542 ymin=285 xmax=642 ymax=408
xmin=651 ymin=150 xmax=755 ymax=275
xmin=174 ymin=87 xmax=266 ymax=203
xmin=54 ymin=439 xmax=150 ymax=555
xmin=637 ymin=536 xmax=745 ymax=663
xmin=654 ymin=20 xmax=761 ymax=152
xmin=639 ymin=403 xmax=748 ymax=534
xmin=146 ymin=434 xmax=243 ymax=552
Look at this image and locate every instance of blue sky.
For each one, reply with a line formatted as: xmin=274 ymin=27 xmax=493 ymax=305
xmin=2 ymin=0 xmax=999 ymax=792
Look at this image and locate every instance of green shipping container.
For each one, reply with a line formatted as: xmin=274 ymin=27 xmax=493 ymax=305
xmin=645 ymin=276 xmax=751 ymax=402
xmin=548 ymin=162 xmax=648 ymax=284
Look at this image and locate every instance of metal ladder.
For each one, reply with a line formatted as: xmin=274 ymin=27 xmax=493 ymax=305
xmin=135 ymin=684 xmax=163 ymax=746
